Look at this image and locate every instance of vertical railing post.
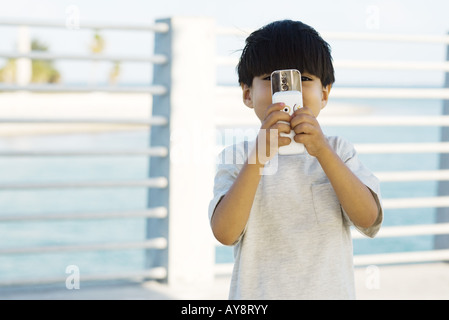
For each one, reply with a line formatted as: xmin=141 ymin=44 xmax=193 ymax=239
xmin=436 ymin=32 xmax=449 ymax=254
xmin=146 ymin=17 xmax=216 ymax=286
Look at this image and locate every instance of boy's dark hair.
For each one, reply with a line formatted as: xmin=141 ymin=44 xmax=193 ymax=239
xmin=237 ymin=20 xmax=335 ymax=88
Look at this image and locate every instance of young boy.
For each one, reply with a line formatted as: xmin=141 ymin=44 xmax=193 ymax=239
xmin=208 ymin=20 xmax=383 ymax=299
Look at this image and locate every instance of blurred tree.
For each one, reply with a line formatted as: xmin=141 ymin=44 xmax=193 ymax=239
xmin=89 ymin=31 xmax=105 ymax=85
xmin=109 ymin=61 xmax=121 ymax=85
xmin=0 ymin=38 xmax=61 ymax=83
xmin=0 ymin=59 xmax=16 ymax=83
xmin=90 ymin=32 xmax=105 ymax=54
xmin=30 ymin=39 xmax=61 ymax=83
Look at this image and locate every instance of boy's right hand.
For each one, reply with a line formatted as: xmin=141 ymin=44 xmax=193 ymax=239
xmin=252 ymin=103 xmax=292 ymax=165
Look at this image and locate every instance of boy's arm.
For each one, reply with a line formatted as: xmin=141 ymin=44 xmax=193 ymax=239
xmin=211 ymin=104 xmax=291 ymax=245
xmin=316 ymin=147 xmax=379 ymax=228
xmin=292 ymin=107 xmax=379 ymax=228
xmin=210 ymin=159 xmax=263 ymax=245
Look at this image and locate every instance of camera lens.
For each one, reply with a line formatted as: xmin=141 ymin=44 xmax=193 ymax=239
xmin=281 ymin=73 xmax=288 ymax=91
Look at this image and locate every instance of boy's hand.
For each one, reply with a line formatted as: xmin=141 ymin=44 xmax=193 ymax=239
xmin=252 ymin=103 xmax=292 ymax=165
xmin=290 ymin=106 xmax=331 ymax=158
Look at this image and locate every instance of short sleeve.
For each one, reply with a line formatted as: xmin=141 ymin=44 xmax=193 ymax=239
xmin=208 ymin=143 xmax=246 ymax=223
xmin=337 ymin=137 xmax=383 ymax=238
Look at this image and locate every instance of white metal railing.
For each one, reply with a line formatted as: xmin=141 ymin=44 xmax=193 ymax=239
xmin=0 ymin=268 xmax=168 ymax=287
xmin=216 ymin=27 xmax=449 ymax=44
xmin=0 ymin=84 xmax=167 ymax=94
xmin=0 ymin=116 xmax=168 ymax=125
xmin=0 ymin=148 xmax=168 ymax=157
xmin=0 ymin=18 xmax=169 ymax=31
xmin=0 ymin=19 xmax=171 ymax=287
xmin=355 ymin=142 xmax=449 ymax=154
xmin=0 ymin=178 xmax=168 ymax=190
xmin=0 ymin=51 xmax=168 ymax=64
xmin=0 ymin=18 xmax=169 ymax=94
xmin=0 ymin=207 xmax=168 ymax=222
xmin=0 ymin=238 xmax=167 ymax=255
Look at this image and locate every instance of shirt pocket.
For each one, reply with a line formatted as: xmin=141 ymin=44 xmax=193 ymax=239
xmin=311 ymin=182 xmax=344 ymax=226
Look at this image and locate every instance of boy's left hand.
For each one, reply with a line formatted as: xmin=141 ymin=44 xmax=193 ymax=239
xmin=290 ymin=106 xmax=331 ymax=158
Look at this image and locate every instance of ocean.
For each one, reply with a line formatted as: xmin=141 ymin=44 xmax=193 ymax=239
xmin=0 ymin=96 xmax=444 ymax=284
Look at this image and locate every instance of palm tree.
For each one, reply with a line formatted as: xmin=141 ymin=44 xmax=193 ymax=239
xmin=30 ymin=39 xmax=60 ymax=83
xmin=109 ymin=61 xmax=121 ymax=85
xmin=0 ymin=38 xmax=60 ymax=84
xmin=89 ymin=31 xmax=105 ymax=85
xmin=0 ymin=59 xmax=16 ymax=83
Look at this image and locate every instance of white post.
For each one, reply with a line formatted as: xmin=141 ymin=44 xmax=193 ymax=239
xmin=147 ymin=17 xmax=216 ymax=287
xmin=16 ymin=26 xmax=31 ymax=86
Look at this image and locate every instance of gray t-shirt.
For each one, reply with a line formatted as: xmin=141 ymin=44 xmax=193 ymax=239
xmin=208 ymin=136 xmax=383 ymax=299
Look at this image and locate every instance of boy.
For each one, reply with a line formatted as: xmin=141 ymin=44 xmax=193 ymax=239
xmin=208 ymin=20 xmax=383 ymax=299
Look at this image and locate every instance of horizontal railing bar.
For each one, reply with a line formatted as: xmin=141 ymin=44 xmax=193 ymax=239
xmin=217 ymin=56 xmax=449 ymax=72
xmin=355 ymin=142 xmax=449 ymax=154
xmin=334 ymin=60 xmax=449 ymax=71
xmin=0 ymin=207 xmax=167 ymax=222
xmin=0 ymin=178 xmax=168 ymax=190
xmin=375 ymin=170 xmax=449 ymax=182
xmin=321 ymin=115 xmax=449 ymax=127
xmin=0 ymin=52 xmax=168 ymax=64
xmin=216 ymin=85 xmax=449 ymax=99
xmin=20 ymin=114 xmax=448 ymax=128
xmin=0 ymin=117 xmax=167 ymax=125
xmin=216 ymin=27 xmax=449 ymax=44
xmin=0 ymin=147 xmax=168 ymax=157
xmin=0 ymin=19 xmax=170 ymax=32
xmin=0 ymin=267 xmax=167 ymax=287
xmin=0 ymin=116 xmax=168 ymax=125
xmin=0 ymin=238 xmax=167 ymax=255
xmin=215 ymin=250 xmax=449 ymax=274
xmin=352 ymin=223 xmax=449 ymax=239
xmin=332 ymin=87 xmax=449 ymax=99
xmin=0 ymin=84 xmax=168 ymax=94
xmin=382 ymin=196 xmax=449 ymax=209
xmin=322 ymin=32 xmax=449 ymax=44
xmin=6 ymin=145 xmax=448 ymax=159
xmin=8 ymin=114 xmax=445 ymax=128
xmin=353 ymin=249 xmax=449 ymax=266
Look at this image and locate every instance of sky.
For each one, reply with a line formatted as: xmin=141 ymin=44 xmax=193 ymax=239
xmin=1 ymin=0 xmax=449 ymax=86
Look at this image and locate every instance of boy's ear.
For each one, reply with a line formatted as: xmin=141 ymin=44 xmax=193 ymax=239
xmin=321 ymin=84 xmax=332 ymax=109
xmin=241 ymin=84 xmax=253 ymax=109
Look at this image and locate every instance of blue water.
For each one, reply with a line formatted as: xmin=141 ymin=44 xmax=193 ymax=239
xmin=0 ymin=97 xmax=444 ymax=283
xmin=0 ymin=131 xmax=150 ymax=282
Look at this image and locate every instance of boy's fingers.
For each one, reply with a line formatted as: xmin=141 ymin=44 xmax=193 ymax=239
xmin=264 ymin=103 xmax=285 ymax=117
xmin=272 ymin=121 xmax=291 ymax=134
xmin=279 ymin=136 xmax=291 ymax=147
xmin=292 ymin=105 xmax=313 ymax=117
xmin=291 ymin=107 xmax=319 ymax=129
xmin=263 ymin=105 xmax=291 ymax=129
xmin=293 ymin=122 xmax=316 ymax=135
xmin=291 ymin=114 xmax=315 ymax=130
